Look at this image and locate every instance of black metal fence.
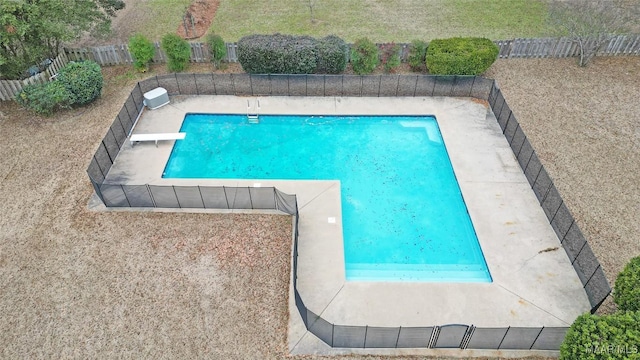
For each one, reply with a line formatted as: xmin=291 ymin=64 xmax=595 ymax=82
xmin=488 ymin=84 xmax=611 ymax=312
xmin=87 ymin=73 xmax=611 ymax=350
xmin=125 ymin=73 xmax=495 ymax=99
xmin=294 ymin=320 xmax=569 ymax=350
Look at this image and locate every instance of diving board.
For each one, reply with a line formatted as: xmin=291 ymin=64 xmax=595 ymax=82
xmin=130 ymin=132 xmax=186 ymax=147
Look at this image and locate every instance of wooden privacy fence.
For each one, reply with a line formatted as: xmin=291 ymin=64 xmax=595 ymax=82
xmin=0 ymin=52 xmax=69 ymax=101
xmin=495 ymin=35 xmax=640 ymax=58
xmin=2 ymin=34 xmax=640 ymax=101
xmin=65 ymin=42 xmax=238 ymax=65
xmin=65 ymin=34 xmax=640 ymax=66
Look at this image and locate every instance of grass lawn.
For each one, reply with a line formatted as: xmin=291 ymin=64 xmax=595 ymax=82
xmin=77 ymin=0 xmax=193 ymax=45
xmin=210 ymin=0 xmax=550 ymax=42
xmin=135 ymin=0 xmax=193 ymax=40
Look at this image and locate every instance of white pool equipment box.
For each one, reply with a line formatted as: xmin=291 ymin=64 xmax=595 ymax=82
xmin=143 ymin=87 xmax=170 ymax=109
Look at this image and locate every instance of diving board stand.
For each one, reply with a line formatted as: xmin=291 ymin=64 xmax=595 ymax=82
xmin=130 ymin=132 xmax=186 ymax=147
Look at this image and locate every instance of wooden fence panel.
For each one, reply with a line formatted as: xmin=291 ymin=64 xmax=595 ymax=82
xmin=2 ymin=35 xmax=640 ymax=101
xmin=60 ymin=34 xmax=640 ymax=66
xmin=0 ymin=52 xmax=69 ymax=101
xmin=226 ymin=43 xmax=238 ymax=62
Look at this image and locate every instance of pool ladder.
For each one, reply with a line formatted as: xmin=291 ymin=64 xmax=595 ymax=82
xmin=247 ymin=99 xmax=260 ymax=123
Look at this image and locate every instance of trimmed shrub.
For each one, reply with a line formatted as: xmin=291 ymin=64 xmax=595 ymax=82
xmin=206 ymin=33 xmax=227 ymax=68
xmin=16 ymin=81 xmax=71 ymax=116
xmin=426 ymin=37 xmax=499 ymax=75
xmin=350 ymin=37 xmax=379 ymax=75
xmin=128 ymin=34 xmax=155 ymax=72
xmin=237 ymin=34 xmax=317 ymax=74
xmin=161 ymin=33 xmax=191 ymax=72
xmin=614 ymin=256 xmax=640 ymax=312
xmin=408 ymin=39 xmax=428 ymax=72
xmin=560 ymin=311 xmax=640 ymax=359
xmin=316 ymin=35 xmax=348 ymax=74
xmin=56 ymin=60 xmax=103 ymax=105
xmin=381 ymin=43 xmax=401 ymax=73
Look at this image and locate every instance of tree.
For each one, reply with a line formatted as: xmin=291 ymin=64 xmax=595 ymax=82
xmin=304 ymin=0 xmax=319 ymax=23
xmin=0 ymin=0 xmax=125 ymax=79
xmin=548 ymin=0 xmax=640 ymax=67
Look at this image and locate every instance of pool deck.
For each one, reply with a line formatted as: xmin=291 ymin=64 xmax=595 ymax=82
xmin=103 ymin=95 xmax=591 ymax=357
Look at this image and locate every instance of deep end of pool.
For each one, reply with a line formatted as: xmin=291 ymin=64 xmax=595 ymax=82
xmin=163 ymin=113 xmax=492 ymax=283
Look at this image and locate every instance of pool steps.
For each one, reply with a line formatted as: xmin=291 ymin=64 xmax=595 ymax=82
xmin=247 ymin=99 xmax=260 ymax=123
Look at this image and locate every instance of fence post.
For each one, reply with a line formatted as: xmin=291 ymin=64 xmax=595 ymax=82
xmin=147 ymin=184 xmax=157 ymax=207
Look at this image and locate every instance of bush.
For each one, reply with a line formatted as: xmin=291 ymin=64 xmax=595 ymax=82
xmin=614 ymin=256 xmax=640 ymax=312
xmin=161 ymin=34 xmax=191 ymax=72
xmin=408 ymin=39 xmax=428 ymax=72
xmin=206 ymin=33 xmax=227 ymax=68
xmin=426 ymin=37 xmax=499 ymax=75
xmin=16 ymin=81 xmax=71 ymax=116
xmin=316 ymin=35 xmax=348 ymax=74
xmin=381 ymin=43 xmax=401 ymax=73
xmin=237 ymin=34 xmax=318 ymax=74
xmin=560 ymin=311 xmax=640 ymax=359
xmin=1 ymin=58 xmax=31 ymax=80
xmin=350 ymin=38 xmax=379 ymax=75
xmin=128 ymin=34 xmax=155 ymax=72
xmin=56 ymin=61 xmax=103 ymax=106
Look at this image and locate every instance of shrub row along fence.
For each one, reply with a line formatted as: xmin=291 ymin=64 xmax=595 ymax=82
xmin=64 ymin=41 xmax=238 ymax=66
xmin=66 ymin=34 xmax=640 ymax=66
xmin=3 ymin=34 xmax=639 ymax=101
xmin=0 ymin=52 xmax=69 ymax=101
xmin=86 ymin=73 xmax=611 ymax=350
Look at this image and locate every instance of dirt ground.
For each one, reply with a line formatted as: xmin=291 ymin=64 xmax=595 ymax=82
xmin=176 ymin=0 xmax=220 ymax=40
xmin=485 ymin=56 xmax=640 ymax=313
xmin=1 ymin=57 xmax=639 ymax=358
xmin=75 ymin=0 xmax=219 ymax=46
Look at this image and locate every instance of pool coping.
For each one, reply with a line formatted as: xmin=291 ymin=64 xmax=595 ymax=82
xmin=104 ymin=95 xmax=591 ymax=356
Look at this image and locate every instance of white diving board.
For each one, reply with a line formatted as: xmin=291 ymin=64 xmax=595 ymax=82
xmin=130 ymin=132 xmax=186 ymax=147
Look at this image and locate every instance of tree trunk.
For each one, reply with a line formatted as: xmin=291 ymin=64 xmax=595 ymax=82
xmin=578 ymin=39 xmax=587 ymax=67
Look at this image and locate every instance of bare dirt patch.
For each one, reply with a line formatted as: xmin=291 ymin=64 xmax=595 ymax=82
xmin=485 ymin=56 xmax=640 ymax=314
xmin=176 ymin=0 xmax=220 ymax=40
xmin=3 ymin=57 xmax=638 ymax=358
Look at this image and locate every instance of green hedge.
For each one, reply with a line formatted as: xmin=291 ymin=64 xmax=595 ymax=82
xmin=237 ymin=34 xmax=348 ymax=74
xmin=614 ymin=256 xmax=640 ymax=312
xmin=56 ymin=60 xmax=103 ymax=106
xmin=17 ymin=60 xmax=102 ymax=115
xmin=161 ymin=34 xmax=191 ymax=72
xmin=381 ymin=43 xmax=401 ymax=73
xmin=16 ymin=81 xmax=71 ymax=116
xmin=408 ymin=39 xmax=428 ymax=71
xmin=426 ymin=37 xmax=499 ymax=75
xmin=560 ymin=312 xmax=640 ymax=360
xmin=350 ymin=37 xmax=379 ymax=75
xmin=128 ymin=34 xmax=155 ymax=72
xmin=237 ymin=34 xmax=318 ymax=74
xmin=316 ymin=35 xmax=348 ymax=74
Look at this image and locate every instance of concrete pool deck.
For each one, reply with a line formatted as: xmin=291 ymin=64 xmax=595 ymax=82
xmin=104 ymin=95 xmax=591 ymax=356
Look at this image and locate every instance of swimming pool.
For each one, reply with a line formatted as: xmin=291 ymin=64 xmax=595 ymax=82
xmin=164 ymin=114 xmax=491 ymax=282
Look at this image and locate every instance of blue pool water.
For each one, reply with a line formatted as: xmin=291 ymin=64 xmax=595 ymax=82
xmin=164 ymin=114 xmax=491 ymax=282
